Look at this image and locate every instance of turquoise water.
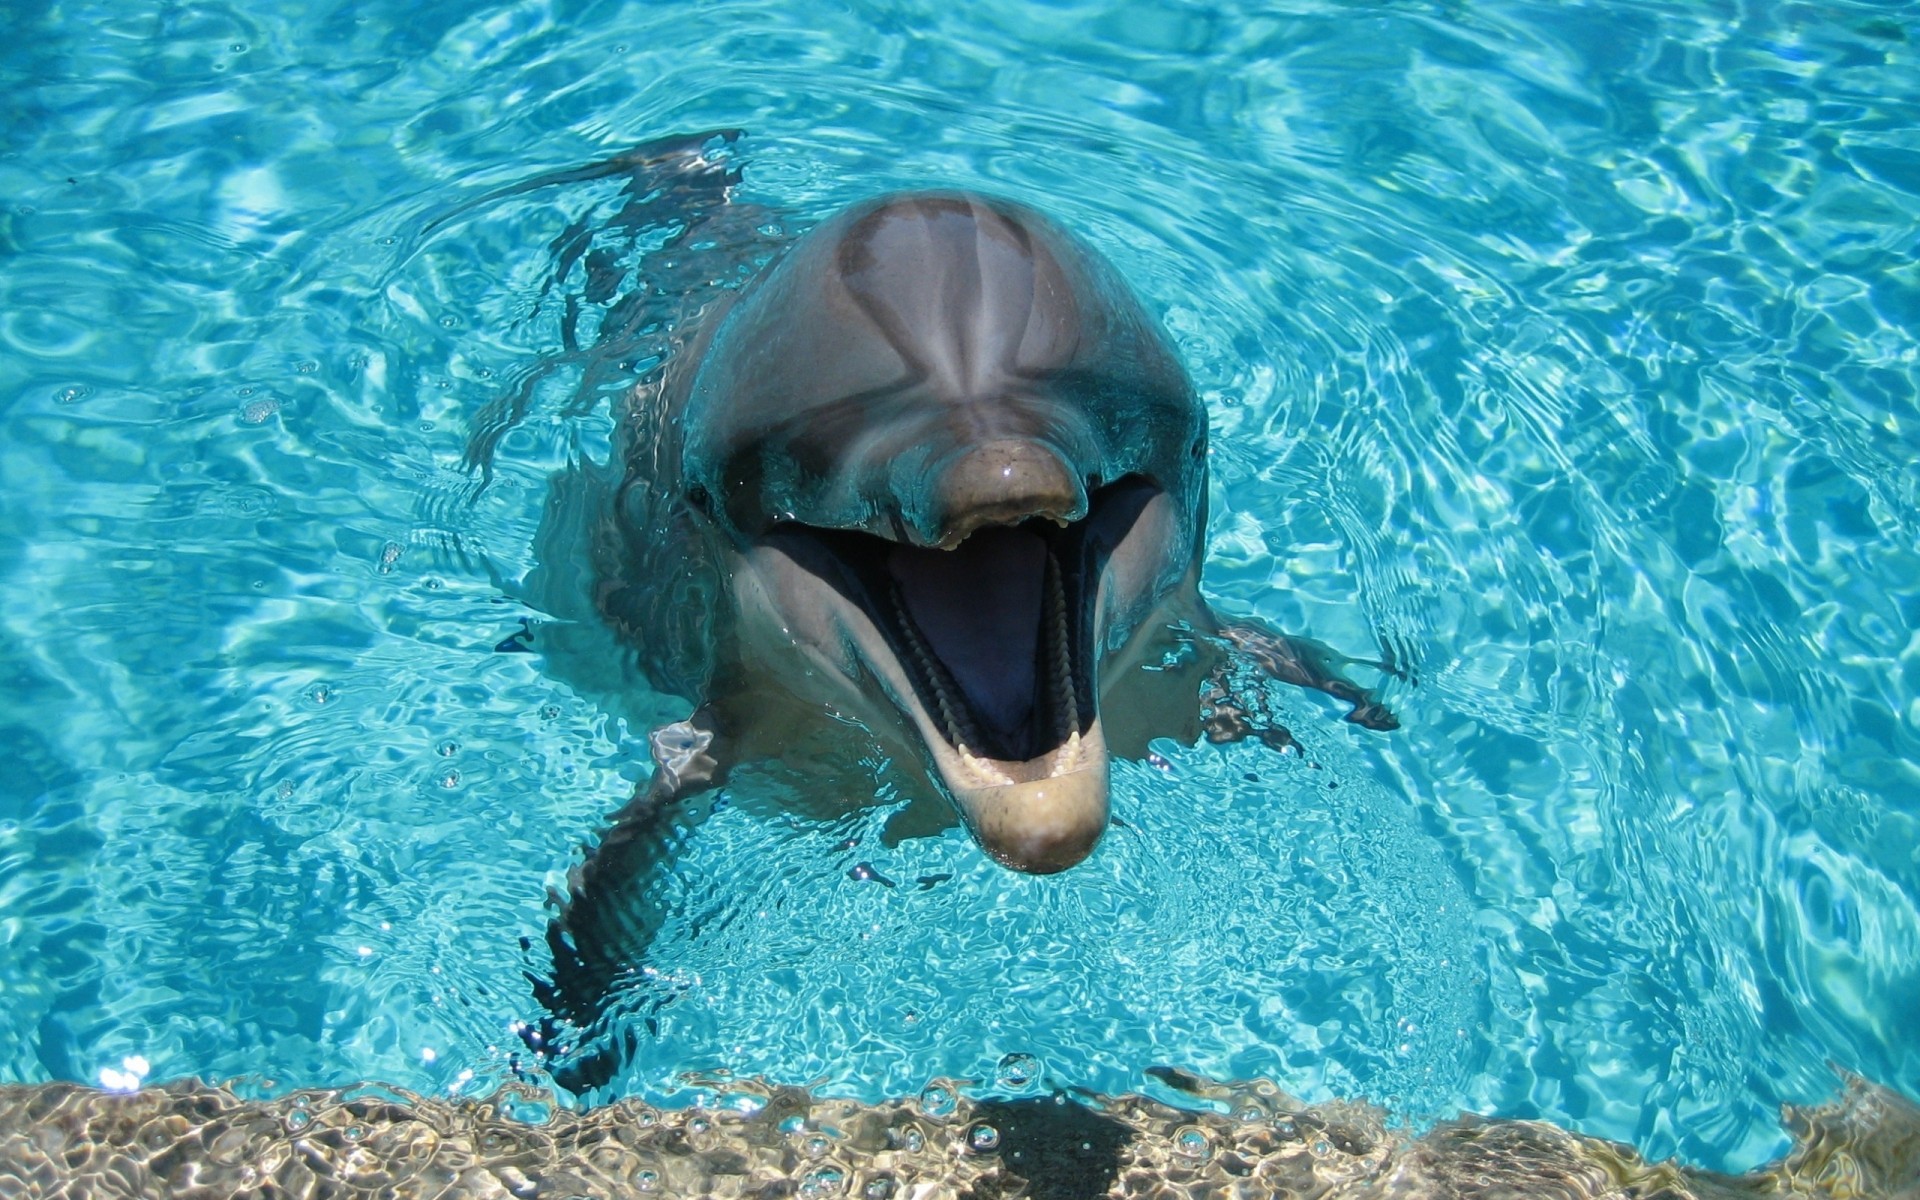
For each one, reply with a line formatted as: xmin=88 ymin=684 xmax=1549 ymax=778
xmin=2 ymin=0 xmax=1917 ymax=1177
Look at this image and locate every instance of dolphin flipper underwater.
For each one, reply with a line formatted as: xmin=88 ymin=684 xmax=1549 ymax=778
xmin=476 ymin=133 xmax=1403 ymax=1088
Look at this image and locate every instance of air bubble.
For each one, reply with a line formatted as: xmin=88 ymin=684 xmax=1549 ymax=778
xmin=1173 ymin=1125 xmax=1212 ymax=1160
xmin=968 ymin=1124 xmax=1000 ymax=1152
xmin=862 ymin=1177 xmax=896 ymax=1200
xmin=917 ymin=1084 xmax=955 ymax=1118
xmin=54 ymin=384 xmax=91 ymax=404
xmin=437 ymin=740 xmax=459 ymax=757
xmin=306 ymin=683 xmax=334 ymax=706
xmin=239 ymin=397 xmax=280 ymax=424
xmin=995 ymin=1053 xmax=1039 ymax=1090
xmin=634 ymin=1169 xmax=659 ymax=1191
xmin=799 ymin=1166 xmax=846 ymax=1196
xmin=803 ymin=1133 xmax=831 ymax=1158
xmin=438 ymin=770 xmax=460 ymax=789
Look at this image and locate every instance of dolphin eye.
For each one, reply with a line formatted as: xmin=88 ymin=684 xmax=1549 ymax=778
xmin=1189 ymin=437 xmax=1204 ymax=461
xmin=686 ymin=483 xmax=712 ymax=513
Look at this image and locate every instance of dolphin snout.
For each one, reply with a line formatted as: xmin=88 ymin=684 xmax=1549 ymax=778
xmin=953 ymin=762 xmax=1110 ymax=874
xmin=913 ymin=438 xmax=1087 ymax=549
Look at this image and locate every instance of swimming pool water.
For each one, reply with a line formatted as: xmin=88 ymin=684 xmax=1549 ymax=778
xmin=1 ymin=0 xmax=1916 ymax=1177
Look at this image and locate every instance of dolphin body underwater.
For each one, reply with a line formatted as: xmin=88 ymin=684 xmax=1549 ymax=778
xmin=499 ymin=134 xmax=1400 ymax=1081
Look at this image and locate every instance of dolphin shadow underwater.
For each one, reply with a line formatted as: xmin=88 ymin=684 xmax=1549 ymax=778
xmin=477 ymin=133 xmax=1405 ymax=1090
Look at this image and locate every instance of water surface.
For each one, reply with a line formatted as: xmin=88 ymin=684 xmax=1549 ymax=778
xmin=2 ymin=0 xmax=1917 ymax=1175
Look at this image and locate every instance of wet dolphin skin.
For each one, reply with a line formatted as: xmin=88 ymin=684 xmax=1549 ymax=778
xmin=668 ymin=191 xmax=1207 ymax=873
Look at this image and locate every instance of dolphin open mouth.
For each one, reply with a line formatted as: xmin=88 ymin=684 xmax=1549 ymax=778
xmin=883 ymin=522 xmax=1091 ymax=772
xmin=756 ymin=479 xmax=1162 ymax=871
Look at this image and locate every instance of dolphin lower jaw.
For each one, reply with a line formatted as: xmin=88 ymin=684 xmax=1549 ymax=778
xmin=884 ymin=538 xmax=1107 ymax=872
xmin=883 ymin=615 xmax=1108 ymax=874
xmin=940 ymin=725 xmax=1110 ymax=874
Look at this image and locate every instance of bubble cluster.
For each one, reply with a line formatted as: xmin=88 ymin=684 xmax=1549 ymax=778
xmin=995 ymin=1052 xmax=1040 ymax=1091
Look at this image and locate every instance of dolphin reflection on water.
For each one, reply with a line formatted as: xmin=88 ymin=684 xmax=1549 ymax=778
xmin=484 ymin=133 xmax=1402 ymax=1085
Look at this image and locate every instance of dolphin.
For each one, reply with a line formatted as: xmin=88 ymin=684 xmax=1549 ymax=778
xmin=668 ymin=190 xmax=1208 ymax=871
xmin=508 ymin=144 xmax=1399 ymax=1075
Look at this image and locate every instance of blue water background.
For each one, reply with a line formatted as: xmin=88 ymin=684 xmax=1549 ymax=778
xmin=3 ymin=0 xmax=1918 ymax=1174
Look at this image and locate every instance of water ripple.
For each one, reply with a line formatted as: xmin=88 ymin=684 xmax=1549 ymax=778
xmin=1 ymin=0 xmax=1916 ymax=1177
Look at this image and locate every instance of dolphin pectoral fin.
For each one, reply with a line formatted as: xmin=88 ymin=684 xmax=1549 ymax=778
xmin=641 ymin=704 xmax=730 ymax=804
xmin=538 ymin=787 xmax=679 ymax=1065
xmin=1199 ymin=676 xmax=1299 ymax=753
xmin=536 ymin=703 xmax=734 ymax=1091
xmin=1210 ymin=617 xmax=1404 ymax=733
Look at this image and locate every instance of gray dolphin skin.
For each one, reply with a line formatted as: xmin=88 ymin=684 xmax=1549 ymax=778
xmin=673 ymin=191 xmax=1207 ymax=873
xmin=529 ymin=150 xmax=1397 ymax=1078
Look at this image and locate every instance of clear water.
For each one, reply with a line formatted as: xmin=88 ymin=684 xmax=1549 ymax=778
xmin=2 ymin=0 xmax=1917 ymax=1177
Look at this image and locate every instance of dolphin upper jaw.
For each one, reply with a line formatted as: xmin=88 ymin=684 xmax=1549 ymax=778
xmin=905 ymin=435 xmax=1091 ymax=551
xmin=880 ymin=658 xmax=1113 ymax=874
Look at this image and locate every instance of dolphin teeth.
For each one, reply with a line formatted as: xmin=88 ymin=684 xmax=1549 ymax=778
xmin=890 ymin=580 xmax=982 ymax=752
xmin=958 ymin=745 xmax=1013 ymax=786
xmin=1044 ymin=547 xmax=1079 ymax=754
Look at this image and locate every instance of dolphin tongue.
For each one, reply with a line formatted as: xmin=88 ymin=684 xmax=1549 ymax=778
xmin=886 ymin=527 xmax=1044 ymax=747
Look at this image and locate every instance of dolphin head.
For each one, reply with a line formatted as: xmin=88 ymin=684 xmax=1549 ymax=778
xmin=680 ymin=192 xmax=1205 ymax=872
